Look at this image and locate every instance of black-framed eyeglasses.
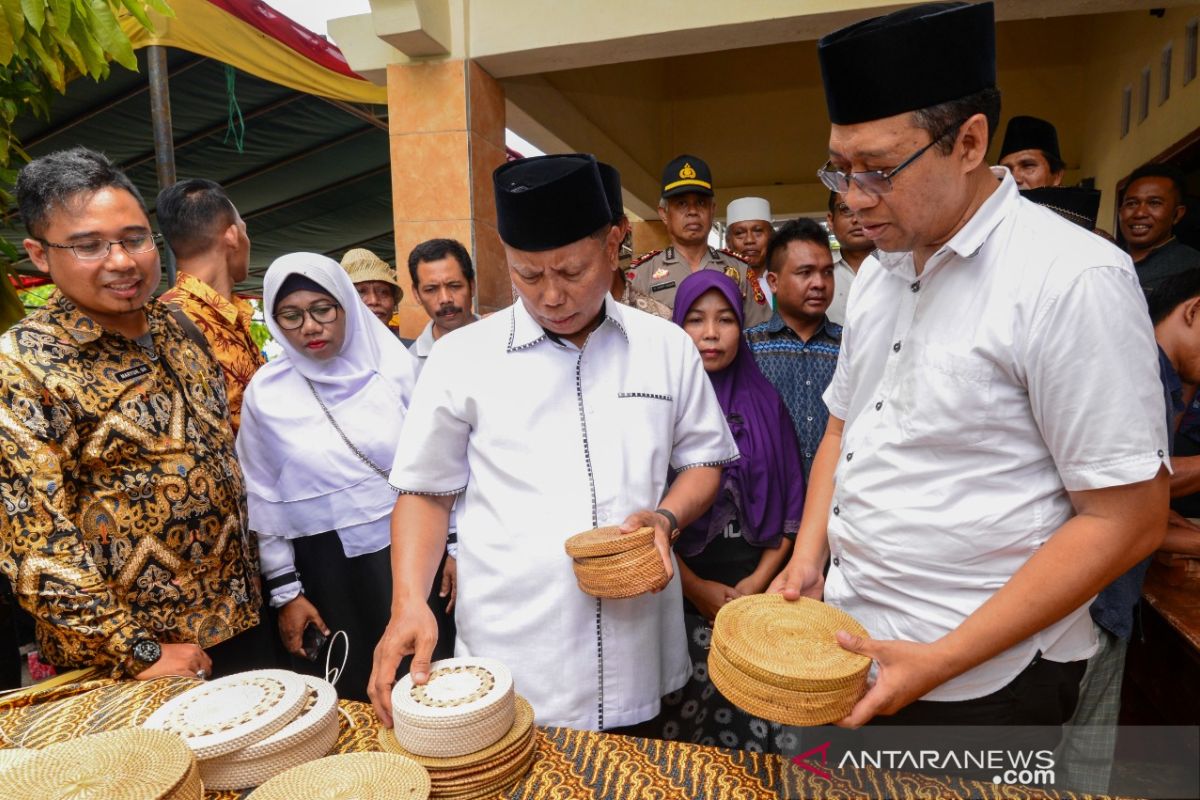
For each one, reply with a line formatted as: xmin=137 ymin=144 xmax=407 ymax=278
xmin=273 ymin=302 xmax=341 ymax=330
xmin=817 ymin=119 xmax=966 ymax=197
xmin=40 ymin=232 xmax=162 ymax=261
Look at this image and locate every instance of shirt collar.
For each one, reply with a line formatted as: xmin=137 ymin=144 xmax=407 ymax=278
xmin=764 ymin=311 xmax=842 ymax=342
xmin=49 ymin=291 xmax=166 ymax=346
xmin=507 ymin=294 xmax=629 ymax=353
xmin=174 ymin=271 xmax=242 ymax=324
xmin=414 ymin=320 xmax=436 ymax=357
xmin=875 ymin=167 xmax=1016 ymax=275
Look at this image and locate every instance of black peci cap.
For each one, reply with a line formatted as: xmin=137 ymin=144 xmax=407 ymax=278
xmin=999 ymin=116 xmax=1062 ymax=163
xmin=493 ymin=154 xmax=612 ymax=251
xmin=1021 ymin=186 xmax=1101 ymax=230
xmin=818 ymin=2 xmax=996 ymax=126
xmin=597 ymin=162 xmax=624 ymax=224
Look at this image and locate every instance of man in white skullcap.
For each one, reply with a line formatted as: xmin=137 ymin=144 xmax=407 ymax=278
xmin=725 ymin=196 xmax=775 ymax=310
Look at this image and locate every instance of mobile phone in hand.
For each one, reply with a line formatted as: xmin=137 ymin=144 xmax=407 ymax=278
xmin=302 ymin=622 xmax=328 ymax=661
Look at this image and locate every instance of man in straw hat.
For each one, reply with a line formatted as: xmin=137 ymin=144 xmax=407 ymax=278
xmin=369 ymin=154 xmax=737 ymax=731
xmin=772 ymin=1 xmax=1168 ymax=748
xmin=340 ymin=247 xmax=407 ymax=338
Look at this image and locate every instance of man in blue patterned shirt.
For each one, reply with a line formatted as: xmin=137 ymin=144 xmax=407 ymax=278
xmin=746 ymin=218 xmax=841 ymax=480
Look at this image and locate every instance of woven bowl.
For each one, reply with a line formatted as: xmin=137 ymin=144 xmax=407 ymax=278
xmin=708 ymin=639 xmax=866 ymax=726
xmin=711 ymin=595 xmax=870 ymax=693
xmin=564 ymin=525 xmax=654 ymax=559
xmin=226 ymin=675 xmax=338 ymax=762
xmin=390 ymin=658 xmax=515 ymax=758
xmin=247 ymin=752 xmax=430 ymax=799
xmin=199 ymin=710 xmax=339 ymax=792
xmin=143 ymin=669 xmax=309 ymax=760
xmin=378 ymin=695 xmax=535 ymax=771
xmin=2 ymin=728 xmax=201 ymax=800
xmin=571 ymin=541 xmax=669 ymax=599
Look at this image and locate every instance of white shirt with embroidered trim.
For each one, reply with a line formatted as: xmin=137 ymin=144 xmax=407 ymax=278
xmin=390 ymin=294 xmax=738 ymax=730
xmin=822 ymin=169 xmax=1169 ymax=702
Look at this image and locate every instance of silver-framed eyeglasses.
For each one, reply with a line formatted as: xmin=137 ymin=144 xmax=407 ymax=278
xmin=40 ymin=232 xmax=162 ymax=260
xmin=817 ymin=120 xmax=966 ymax=197
xmin=274 ymin=302 xmax=341 ymax=330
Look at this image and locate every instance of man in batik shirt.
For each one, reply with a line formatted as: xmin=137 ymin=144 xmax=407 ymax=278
xmin=0 ymin=147 xmax=265 ymax=681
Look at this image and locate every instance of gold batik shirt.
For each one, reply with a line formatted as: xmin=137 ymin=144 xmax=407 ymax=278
xmin=0 ymin=292 xmax=261 ymax=677
xmin=160 ymin=272 xmax=264 ymax=433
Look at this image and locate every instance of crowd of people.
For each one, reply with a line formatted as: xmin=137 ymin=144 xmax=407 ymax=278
xmin=0 ymin=1 xmax=1198 ymax=794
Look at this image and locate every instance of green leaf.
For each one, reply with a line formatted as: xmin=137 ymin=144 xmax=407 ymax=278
xmin=21 ymin=0 xmax=45 ymax=33
xmin=0 ymin=3 xmax=14 ymax=65
xmin=48 ymin=0 xmax=70 ymax=29
xmin=69 ymin=11 xmax=106 ymax=78
xmin=116 ymin=0 xmax=150 ymax=31
xmin=2 ymin=0 xmax=27 ymax=43
xmin=47 ymin=17 xmax=86 ymax=75
xmin=86 ymin=0 xmax=136 ymax=71
xmin=142 ymin=0 xmax=171 ymax=18
xmin=22 ymin=29 xmax=63 ymax=91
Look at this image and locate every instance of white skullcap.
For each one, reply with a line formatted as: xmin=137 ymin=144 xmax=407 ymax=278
xmin=726 ymin=197 xmax=772 ymax=225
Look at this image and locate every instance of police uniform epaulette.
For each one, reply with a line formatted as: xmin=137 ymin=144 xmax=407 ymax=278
xmin=718 ymin=247 xmax=750 ymax=264
xmin=631 ymin=250 xmax=662 ymax=268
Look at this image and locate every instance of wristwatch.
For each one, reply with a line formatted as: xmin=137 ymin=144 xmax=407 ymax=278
xmin=654 ymin=507 xmax=680 ymax=541
xmin=130 ymin=638 xmax=162 ymax=675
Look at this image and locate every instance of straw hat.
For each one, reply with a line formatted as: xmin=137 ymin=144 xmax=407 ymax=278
xmin=248 ymin=752 xmax=430 ymax=799
xmin=340 ymin=248 xmax=401 ymax=289
xmin=2 ymin=728 xmax=201 ymax=800
xmin=391 ymin=658 xmax=515 ymax=758
xmin=143 ymin=669 xmax=310 ymax=760
xmin=199 ymin=675 xmax=339 ymax=791
xmin=708 ymin=594 xmax=870 ymax=726
xmin=565 ymin=526 xmax=668 ymax=598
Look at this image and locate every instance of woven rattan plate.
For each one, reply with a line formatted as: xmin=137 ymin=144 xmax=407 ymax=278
xmin=709 ymin=640 xmax=865 ymax=725
xmin=246 ymin=752 xmax=430 ymax=799
xmin=378 ymin=695 xmax=534 ymax=769
xmin=143 ymin=669 xmax=309 ymax=760
xmin=711 ymin=595 xmax=870 ymax=692
xmin=0 ymin=747 xmax=33 ymax=772
xmin=2 ymin=728 xmax=201 ymax=800
xmin=564 ymin=525 xmax=654 ymax=558
xmin=228 ymin=675 xmax=338 ymax=762
xmin=199 ymin=711 xmax=339 ymax=792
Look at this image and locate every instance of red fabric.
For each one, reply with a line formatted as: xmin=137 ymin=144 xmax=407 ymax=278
xmin=9 ymin=273 xmax=50 ymax=290
xmin=203 ymin=0 xmax=364 ymax=79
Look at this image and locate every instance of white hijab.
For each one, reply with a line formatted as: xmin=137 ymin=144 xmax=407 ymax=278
xmin=236 ymin=253 xmax=418 ymax=556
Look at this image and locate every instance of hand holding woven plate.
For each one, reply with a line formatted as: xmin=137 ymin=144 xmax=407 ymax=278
xmin=369 ymin=603 xmax=440 ymax=729
xmin=619 ymin=509 xmax=675 ymax=586
xmin=832 ymin=632 xmax=959 ymax=728
xmin=766 ymin=556 xmax=825 ymax=601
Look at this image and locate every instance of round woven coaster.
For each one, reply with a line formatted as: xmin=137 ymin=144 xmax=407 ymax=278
xmin=247 ymin=752 xmax=430 ymax=799
xmin=143 ymin=669 xmax=309 ymax=760
xmin=2 ymin=728 xmax=199 ymax=800
xmin=572 ymin=543 xmax=669 ymax=598
xmin=226 ymin=676 xmax=338 ymax=762
xmin=0 ymin=747 xmax=34 ymax=772
xmin=200 ymin=710 xmax=339 ymax=792
xmin=711 ymin=595 xmax=870 ymax=693
xmin=708 ymin=640 xmax=865 ymax=726
xmin=378 ymin=695 xmax=534 ymax=770
xmin=434 ymin=747 xmax=535 ymax=800
xmin=564 ymin=525 xmax=654 ymax=559
xmin=429 ymin=730 xmax=535 ymax=789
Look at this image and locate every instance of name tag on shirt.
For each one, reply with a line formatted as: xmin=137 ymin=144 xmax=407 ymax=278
xmin=115 ymin=364 xmax=152 ymax=382
xmin=650 ymin=281 xmax=676 ymax=293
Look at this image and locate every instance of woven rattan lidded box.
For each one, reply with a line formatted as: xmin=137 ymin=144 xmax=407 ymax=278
xmin=246 ymin=752 xmax=430 ymax=799
xmin=709 ymin=594 xmax=871 ymax=726
xmin=1 ymin=728 xmax=202 ymax=800
xmin=564 ymin=525 xmax=669 ymax=598
xmin=390 ymin=657 xmax=516 ymax=758
xmin=143 ymin=669 xmax=310 ymax=761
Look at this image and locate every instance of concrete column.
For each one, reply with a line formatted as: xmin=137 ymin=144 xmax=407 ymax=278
xmin=387 ymin=59 xmax=508 ymax=337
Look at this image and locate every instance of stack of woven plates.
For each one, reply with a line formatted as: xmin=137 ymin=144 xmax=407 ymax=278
xmin=248 ymin=752 xmax=430 ymax=799
xmin=143 ymin=668 xmax=339 ymax=791
xmin=709 ymin=594 xmax=872 ymax=726
xmin=379 ymin=658 xmax=536 ymax=799
xmin=1 ymin=728 xmax=201 ymax=799
xmin=564 ymin=525 xmax=669 ymax=598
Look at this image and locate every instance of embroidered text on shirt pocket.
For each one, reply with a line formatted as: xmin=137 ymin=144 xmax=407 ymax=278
xmin=618 ymin=391 xmax=673 ymax=401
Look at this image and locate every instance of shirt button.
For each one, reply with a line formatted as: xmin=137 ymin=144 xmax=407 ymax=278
xmin=875 ymin=401 xmax=883 ymax=410
xmin=832 ymin=506 xmax=840 ymax=516
xmin=1158 ymin=449 xmax=1165 ymax=457
xmin=833 ymin=557 xmax=840 ymax=567
xmin=846 ymin=452 xmax=853 ymax=462
xmin=893 ymin=341 xmax=902 ymax=352
xmin=911 ymin=281 xmax=921 ymax=292
xmin=806 ymin=415 xmax=813 ymax=422
xmin=805 ymin=380 xmax=811 ymax=386
xmin=805 ymin=452 xmax=813 ymax=458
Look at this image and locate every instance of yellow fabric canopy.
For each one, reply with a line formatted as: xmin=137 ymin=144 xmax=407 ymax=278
xmin=120 ymin=1 xmax=386 ymax=105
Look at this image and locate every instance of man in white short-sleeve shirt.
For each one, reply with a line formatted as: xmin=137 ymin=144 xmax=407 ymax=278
xmin=368 ymin=154 xmax=737 ymax=732
xmin=772 ymin=1 xmax=1168 ymax=734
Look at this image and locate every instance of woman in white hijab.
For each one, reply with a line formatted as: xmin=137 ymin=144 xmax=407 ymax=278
xmin=238 ymin=253 xmax=452 ymax=701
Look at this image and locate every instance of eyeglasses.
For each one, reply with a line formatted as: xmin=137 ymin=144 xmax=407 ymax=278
xmin=817 ymin=120 xmax=966 ymax=197
xmin=41 ymin=232 xmax=161 ymax=261
xmin=273 ymin=302 xmax=341 ymax=330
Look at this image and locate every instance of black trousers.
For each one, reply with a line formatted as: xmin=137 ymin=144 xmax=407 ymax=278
xmin=289 ymin=531 xmax=455 ymax=703
xmin=206 ymin=609 xmax=279 ymax=678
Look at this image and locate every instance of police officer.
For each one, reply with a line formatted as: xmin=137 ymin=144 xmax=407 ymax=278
xmin=628 ymin=155 xmax=772 ymax=328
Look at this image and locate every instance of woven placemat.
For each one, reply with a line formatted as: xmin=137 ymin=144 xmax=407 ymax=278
xmin=200 ymin=710 xmax=339 ymax=792
xmin=711 ymin=595 xmax=870 ymax=692
xmin=0 ymin=747 xmax=33 ymax=772
xmin=2 ymin=728 xmax=200 ymax=799
xmin=378 ymin=695 xmax=534 ymax=770
xmin=246 ymin=752 xmax=430 ymax=799
xmin=572 ymin=542 xmax=669 ymax=598
xmin=564 ymin=525 xmax=654 ymax=559
xmin=226 ymin=675 xmax=337 ymax=762
xmin=143 ymin=669 xmax=309 ymax=760
xmin=708 ymin=639 xmax=865 ymax=726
